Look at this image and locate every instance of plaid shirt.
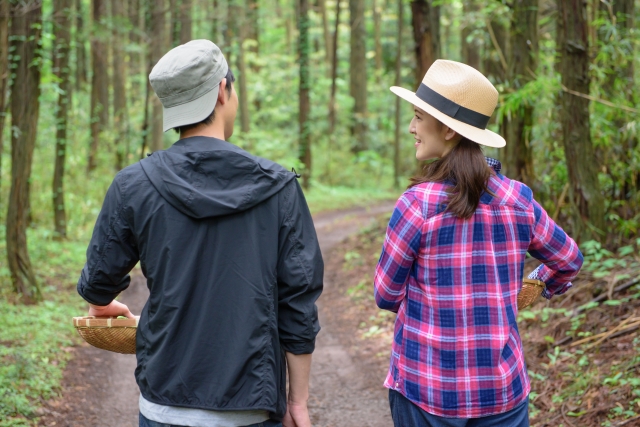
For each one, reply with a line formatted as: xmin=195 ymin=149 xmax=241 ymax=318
xmin=374 ymin=157 xmax=583 ymax=418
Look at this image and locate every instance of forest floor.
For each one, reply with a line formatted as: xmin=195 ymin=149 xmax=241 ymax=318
xmin=35 ymin=202 xmax=397 ymax=427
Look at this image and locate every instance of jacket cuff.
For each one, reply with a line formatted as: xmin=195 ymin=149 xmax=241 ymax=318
xmin=281 ymin=339 xmax=316 ymax=355
xmin=77 ymin=281 xmax=120 ymax=306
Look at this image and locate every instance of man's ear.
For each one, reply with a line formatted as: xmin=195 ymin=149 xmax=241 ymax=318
xmin=217 ymin=78 xmax=227 ymax=105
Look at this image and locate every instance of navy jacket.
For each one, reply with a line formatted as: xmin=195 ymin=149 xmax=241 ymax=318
xmin=77 ymin=136 xmax=323 ymax=419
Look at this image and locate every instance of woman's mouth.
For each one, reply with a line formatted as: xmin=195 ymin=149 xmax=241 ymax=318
xmin=414 ymin=140 xmax=421 ymax=148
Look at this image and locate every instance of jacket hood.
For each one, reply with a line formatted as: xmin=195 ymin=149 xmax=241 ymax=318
xmin=139 ymin=136 xmax=297 ymax=219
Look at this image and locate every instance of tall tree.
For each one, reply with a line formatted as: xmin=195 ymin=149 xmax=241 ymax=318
xmin=112 ymin=0 xmax=128 ymax=169
xmin=298 ymin=0 xmax=310 ymax=188
xmin=461 ymin=0 xmax=480 ymax=70
xmin=52 ymin=0 xmax=73 ymax=239
xmin=0 ymin=0 xmax=10 ymax=196
xmin=7 ymin=0 xmax=43 ymax=303
xmin=557 ymin=0 xmax=605 ymax=240
xmin=150 ymin=0 xmax=167 ymax=152
xmin=410 ymin=0 xmax=440 ymax=86
xmin=319 ymin=0 xmax=332 ymax=67
xmin=503 ymin=0 xmax=538 ymax=186
xmin=328 ymin=0 xmax=341 ymax=136
xmin=231 ymin=0 xmax=250 ymax=134
xmin=74 ymin=0 xmax=87 ymax=89
xmin=393 ymin=0 xmax=404 ymax=188
xmin=373 ymin=0 xmax=382 ymax=71
xmin=349 ymin=0 xmax=367 ymax=153
xmin=88 ymin=0 xmax=109 ymax=171
xmin=179 ymin=0 xmax=192 ymax=43
xmin=598 ymin=0 xmax=636 ymax=205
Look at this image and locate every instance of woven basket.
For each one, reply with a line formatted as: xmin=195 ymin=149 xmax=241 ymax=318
xmin=73 ymin=316 xmax=138 ymax=354
xmin=518 ymin=279 xmax=546 ymax=310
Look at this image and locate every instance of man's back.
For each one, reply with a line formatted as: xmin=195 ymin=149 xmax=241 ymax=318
xmin=78 ymin=136 xmax=323 ymax=419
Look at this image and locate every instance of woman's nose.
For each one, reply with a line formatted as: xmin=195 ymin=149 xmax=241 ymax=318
xmin=409 ymin=118 xmax=416 ymax=134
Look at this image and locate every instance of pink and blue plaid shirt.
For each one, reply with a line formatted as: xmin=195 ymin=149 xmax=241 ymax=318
xmin=374 ymin=157 xmax=583 ymax=418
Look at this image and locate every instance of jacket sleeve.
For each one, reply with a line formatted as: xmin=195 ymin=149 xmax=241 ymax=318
xmin=277 ymin=180 xmax=324 ymax=354
xmin=528 ymin=198 xmax=584 ymax=299
xmin=374 ymin=192 xmax=422 ymax=313
xmin=77 ymin=175 xmax=139 ymax=306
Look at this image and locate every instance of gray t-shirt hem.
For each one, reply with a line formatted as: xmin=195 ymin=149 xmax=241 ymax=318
xmin=139 ymin=394 xmax=270 ymax=427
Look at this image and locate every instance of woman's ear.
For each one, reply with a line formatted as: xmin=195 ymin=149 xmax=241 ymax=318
xmin=443 ymin=126 xmax=463 ymax=142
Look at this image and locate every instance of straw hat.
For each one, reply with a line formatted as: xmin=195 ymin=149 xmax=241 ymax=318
xmin=391 ymin=60 xmax=506 ymax=148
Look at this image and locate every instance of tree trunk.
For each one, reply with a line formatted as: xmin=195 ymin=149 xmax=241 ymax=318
xmin=247 ymin=0 xmax=258 ymax=52
xmin=75 ymin=0 xmax=87 ymax=90
xmin=349 ymin=0 xmax=367 ymax=153
xmin=88 ymin=0 xmax=109 ymax=172
xmin=128 ymin=0 xmax=140 ymax=79
xmin=179 ymin=0 xmax=192 ymax=43
xmin=410 ymin=0 xmax=440 ymax=86
xmin=328 ymin=0 xmax=341 ymax=136
xmin=319 ymin=0 xmax=331 ymax=67
xmin=170 ymin=0 xmax=180 ymax=47
xmin=599 ymin=0 xmax=636 ymax=206
xmin=394 ymin=0 xmax=404 ymax=188
xmin=7 ymin=0 xmax=43 ymax=303
xmin=52 ymin=0 xmax=73 ymax=239
xmin=112 ymin=0 xmax=128 ymax=170
xmin=503 ymin=0 xmax=537 ymax=186
xmin=461 ymin=0 xmax=480 ymax=70
xmin=373 ymin=0 xmax=382 ymax=71
xmin=150 ymin=0 xmax=167 ymax=151
xmin=0 ymin=0 xmax=10 ymax=199
xmin=298 ymin=0 xmax=310 ymax=188
xmin=231 ymin=1 xmax=250 ymax=134
xmin=325 ymin=0 xmax=341 ymax=181
xmin=556 ymin=0 xmax=605 ymax=241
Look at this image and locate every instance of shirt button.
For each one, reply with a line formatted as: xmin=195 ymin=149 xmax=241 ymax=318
xmin=395 ymin=382 xmax=399 ymax=388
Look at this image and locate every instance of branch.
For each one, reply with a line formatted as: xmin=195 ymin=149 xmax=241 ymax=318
xmin=485 ymin=19 xmax=508 ymax=74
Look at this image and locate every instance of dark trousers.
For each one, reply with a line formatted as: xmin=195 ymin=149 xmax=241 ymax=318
xmin=389 ymin=390 xmax=529 ymax=427
xmin=139 ymin=412 xmax=283 ymax=427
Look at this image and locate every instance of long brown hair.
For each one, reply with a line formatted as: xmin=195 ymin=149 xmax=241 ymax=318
xmin=409 ymin=138 xmax=495 ymax=219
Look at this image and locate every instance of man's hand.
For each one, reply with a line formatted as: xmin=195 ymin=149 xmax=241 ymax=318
xmin=282 ymin=401 xmax=311 ymax=427
xmin=88 ymin=300 xmax=135 ymax=319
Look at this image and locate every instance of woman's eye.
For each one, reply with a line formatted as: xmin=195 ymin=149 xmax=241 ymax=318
xmin=415 ymin=115 xmax=421 ymax=120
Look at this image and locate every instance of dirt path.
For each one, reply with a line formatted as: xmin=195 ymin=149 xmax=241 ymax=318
xmin=38 ymin=202 xmax=396 ymax=427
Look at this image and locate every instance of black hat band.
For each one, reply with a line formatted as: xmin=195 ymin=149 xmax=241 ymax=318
xmin=416 ymin=84 xmax=491 ymax=129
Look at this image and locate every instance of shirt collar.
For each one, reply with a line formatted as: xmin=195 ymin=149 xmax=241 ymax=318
xmin=485 ymin=157 xmax=502 ymax=174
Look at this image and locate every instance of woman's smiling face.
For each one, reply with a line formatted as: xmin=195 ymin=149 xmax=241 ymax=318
xmin=409 ymin=107 xmax=460 ymax=161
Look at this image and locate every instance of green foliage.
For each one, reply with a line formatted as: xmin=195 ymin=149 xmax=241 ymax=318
xmin=0 ymin=227 xmax=86 ymax=426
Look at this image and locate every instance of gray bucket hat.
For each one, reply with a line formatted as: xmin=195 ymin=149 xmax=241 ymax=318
xmin=149 ymin=40 xmax=229 ymax=132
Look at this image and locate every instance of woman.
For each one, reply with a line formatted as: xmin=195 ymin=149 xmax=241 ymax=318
xmin=374 ymin=60 xmax=583 ymax=426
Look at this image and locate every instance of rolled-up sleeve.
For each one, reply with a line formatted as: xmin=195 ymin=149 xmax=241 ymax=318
xmin=277 ymin=180 xmax=323 ymax=354
xmin=528 ymin=199 xmax=583 ymax=299
xmin=77 ymin=175 xmax=139 ymax=306
xmin=374 ymin=192 xmax=423 ymax=312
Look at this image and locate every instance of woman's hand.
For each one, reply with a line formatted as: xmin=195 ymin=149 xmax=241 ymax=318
xmin=282 ymin=400 xmax=311 ymax=427
xmin=88 ymin=300 xmax=135 ymax=319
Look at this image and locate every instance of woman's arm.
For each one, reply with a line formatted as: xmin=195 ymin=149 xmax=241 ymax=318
xmin=528 ymin=199 xmax=584 ymax=298
xmin=374 ymin=193 xmax=423 ymax=312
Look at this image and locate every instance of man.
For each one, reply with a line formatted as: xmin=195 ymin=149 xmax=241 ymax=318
xmin=77 ymin=40 xmax=323 ymax=427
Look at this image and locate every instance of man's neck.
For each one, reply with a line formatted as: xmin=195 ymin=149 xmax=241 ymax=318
xmin=179 ymin=122 xmax=226 ymax=141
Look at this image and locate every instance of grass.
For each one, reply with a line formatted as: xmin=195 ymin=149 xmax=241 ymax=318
xmin=304 ymin=183 xmax=400 ymax=214
xmin=0 ymin=226 xmax=88 ymax=426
